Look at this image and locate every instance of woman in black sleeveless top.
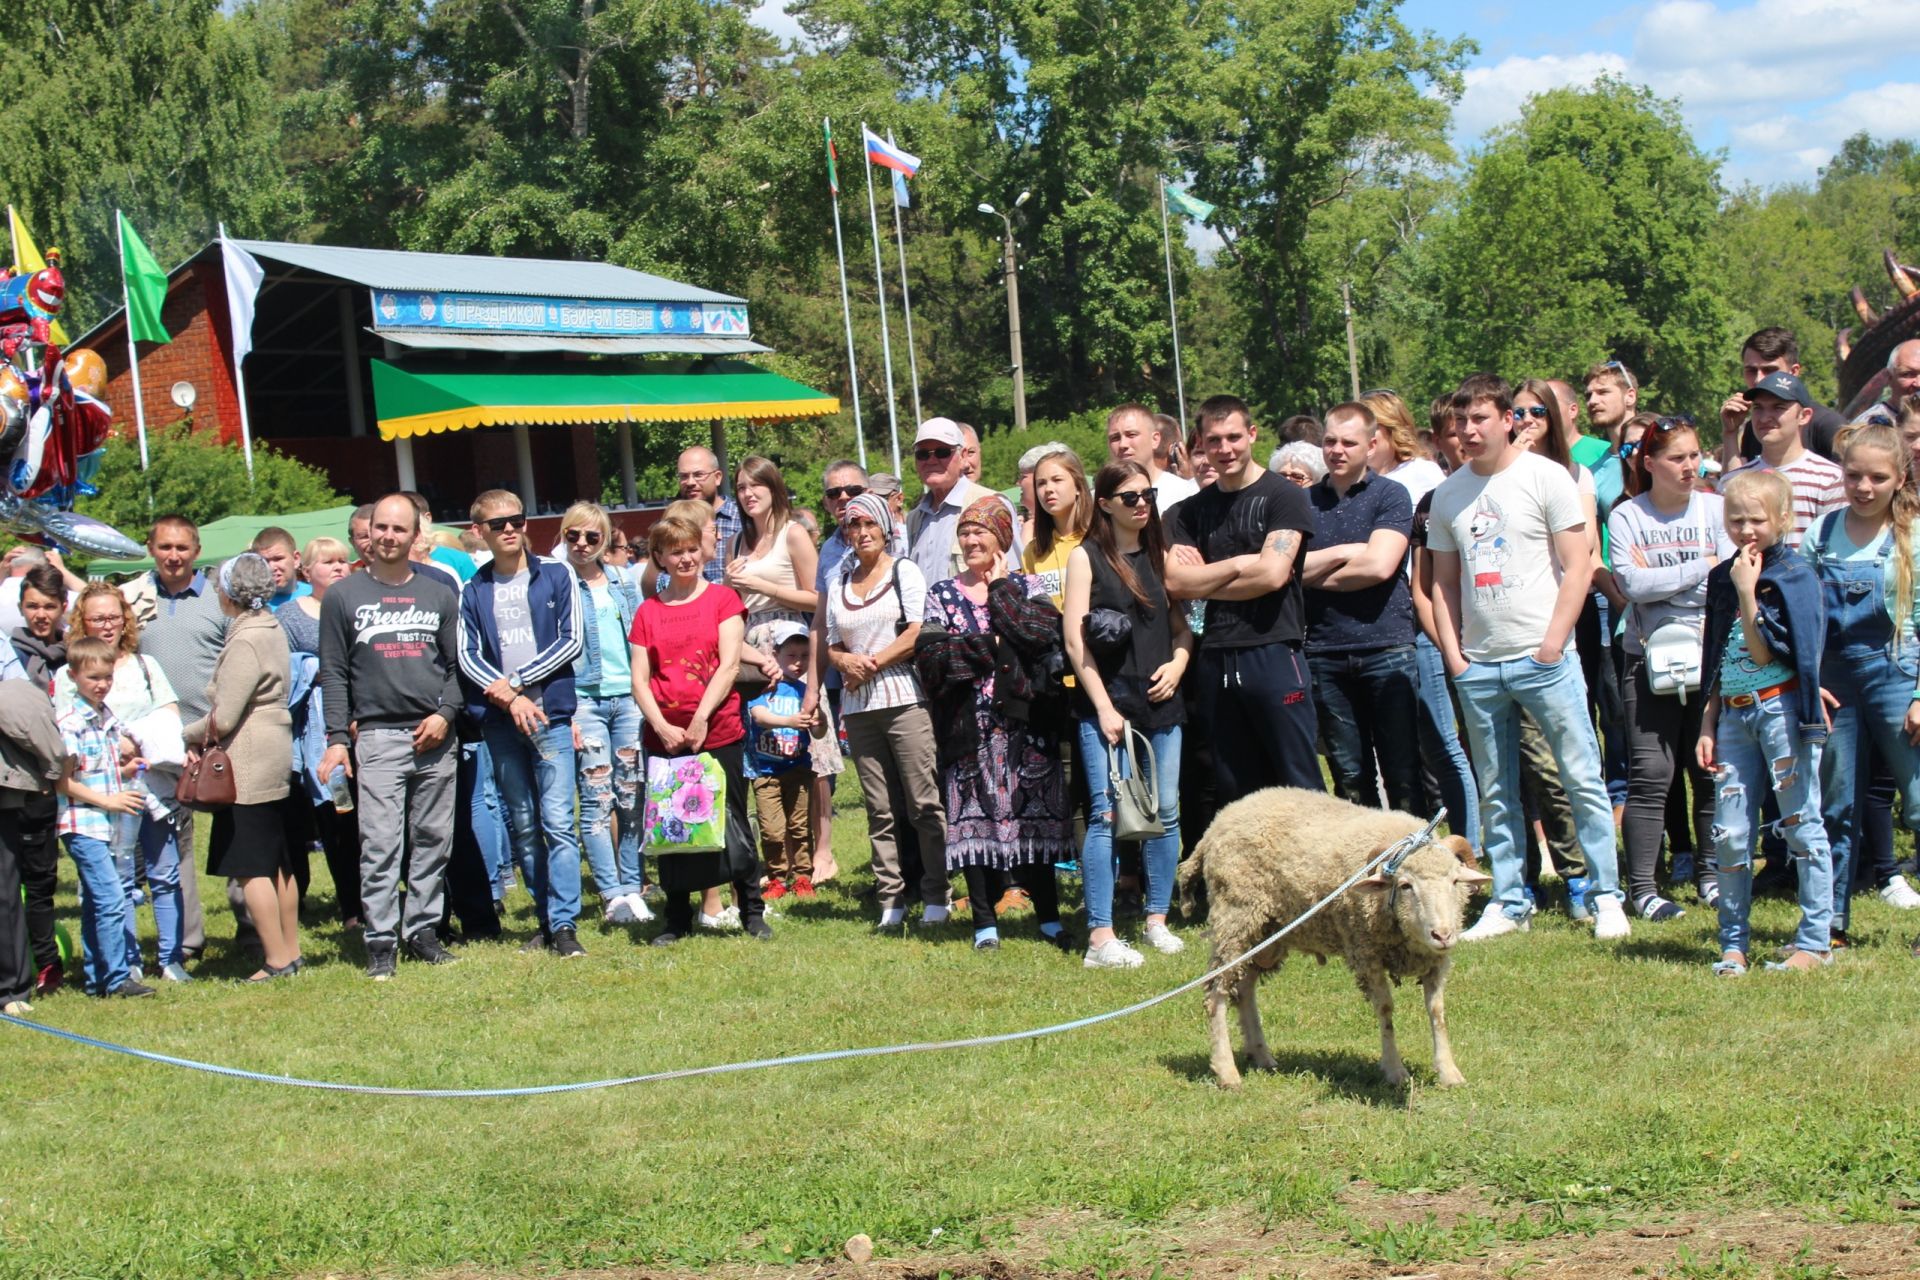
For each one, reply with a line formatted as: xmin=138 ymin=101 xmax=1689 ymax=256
xmin=1062 ymin=460 xmax=1193 ymax=969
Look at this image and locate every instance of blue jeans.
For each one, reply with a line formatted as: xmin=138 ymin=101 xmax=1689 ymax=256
xmin=1816 ymin=647 xmax=1920 ymax=933
xmin=463 ymin=739 xmax=512 ymax=900
xmin=1414 ymin=634 xmax=1480 ymax=852
xmin=573 ymin=693 xmax=643 ymax=901
xmin=1711 ymin=695 xmax=1832 ymax=955
xmin=1077 ymin=719 xmax=1181 ymax=929
xmin=125 ymin=814 xmax=183 ymax=969
xmin=1454 ymin=652 xmax=1623 ymax=921
xmin=63 ymin=833 xmax=129 ymax=996
xmin=483 ymin=721 xmax=583 ymax=933
xmin=1310 ymin=645 xmax=1421 ymax=812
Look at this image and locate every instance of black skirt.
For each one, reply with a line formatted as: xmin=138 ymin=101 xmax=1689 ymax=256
xmin=207 ymin=801 xmax=296 ymax=880
xmin=655 ymin=738 xmax=757 ymax=894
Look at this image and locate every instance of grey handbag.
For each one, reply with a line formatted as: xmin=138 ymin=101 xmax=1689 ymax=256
xmin=1107 ymin=722 xmax=1165 ymax=841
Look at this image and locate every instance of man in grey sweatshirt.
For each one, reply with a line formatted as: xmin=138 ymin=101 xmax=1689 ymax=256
xmin=318 ymin=494 xmax=463 ymax=980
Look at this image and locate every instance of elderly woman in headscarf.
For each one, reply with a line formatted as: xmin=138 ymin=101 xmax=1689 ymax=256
xmin=917 ymin=496 xmax=1075 ymax=953
xmin=824 ymin=491 xmax=951 ymax=929
xmin=182 ymin=553 xmax=299 ymax=981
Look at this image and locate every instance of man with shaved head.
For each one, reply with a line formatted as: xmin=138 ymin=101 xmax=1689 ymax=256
xmin=318 ymin=493 xmax=463 ymax=980
xmin=676 ymin=445 xmax=740 ymax=582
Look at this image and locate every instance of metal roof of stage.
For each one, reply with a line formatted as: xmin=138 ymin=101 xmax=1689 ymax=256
xmin=231 ymin=240 xmax=745 ymax=305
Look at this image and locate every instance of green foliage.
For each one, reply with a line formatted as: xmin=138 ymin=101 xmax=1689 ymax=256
xmin=75 ymin=419 xmax=344 ymax=541
xmin=1404 ymin=79 xmax=1732 ymax=414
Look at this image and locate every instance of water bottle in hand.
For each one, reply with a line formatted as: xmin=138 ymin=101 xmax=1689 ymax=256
xmin=111 ymin=764 xmax=147 ymax=892
xmin=328 ymin=765 xmax=355 ymax=814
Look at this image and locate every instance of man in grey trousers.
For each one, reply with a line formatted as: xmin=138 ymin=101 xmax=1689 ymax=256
xmin=318 ymin=493 xmax=464 ymax=981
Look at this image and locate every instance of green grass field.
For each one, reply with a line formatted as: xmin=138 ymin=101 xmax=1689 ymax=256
xmin=3 ymin=789 xmax=1918 ymax=1280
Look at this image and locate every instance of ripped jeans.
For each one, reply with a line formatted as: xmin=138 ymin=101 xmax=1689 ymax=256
xmin=1709 ymin=694 xmax=1833 ymax=957
xmin=574 ymin=693 xmax=644 ymax=902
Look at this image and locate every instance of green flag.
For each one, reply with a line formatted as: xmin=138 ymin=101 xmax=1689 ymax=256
xmin=117 ymin=211 xmax=171 ymax=344
xmin=824 ymin=118 xmax=840 ymax=196
xmin=1164 ymin=182 xmax=1215 ymax=222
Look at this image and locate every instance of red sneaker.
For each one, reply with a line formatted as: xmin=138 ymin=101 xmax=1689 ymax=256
xmin=33 ymin=964 xmax=63 ymax=997
xmin=792 ymin=875 xmax=817 ymax=899
xmin=763 ymin=880 xmax=789 ymax=902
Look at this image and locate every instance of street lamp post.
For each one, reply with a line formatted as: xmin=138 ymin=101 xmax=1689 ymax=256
xmin=979 ymin=191 xmax=1031 ymax=431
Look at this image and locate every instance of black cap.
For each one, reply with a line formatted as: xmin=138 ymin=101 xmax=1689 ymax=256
xmin=1751 ymin=371 xmax=1813 ymax=408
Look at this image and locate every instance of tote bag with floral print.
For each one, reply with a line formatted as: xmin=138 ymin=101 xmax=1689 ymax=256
xmin=643 ymin=753 xmax=728 ymax=854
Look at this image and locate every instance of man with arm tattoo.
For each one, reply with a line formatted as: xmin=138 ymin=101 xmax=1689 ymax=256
xmin=1163 ymin=395 xmax=1323 ymax=804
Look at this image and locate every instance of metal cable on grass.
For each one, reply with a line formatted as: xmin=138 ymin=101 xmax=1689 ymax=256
xmin=0 ymin=821 xmax=1439 ymax=1097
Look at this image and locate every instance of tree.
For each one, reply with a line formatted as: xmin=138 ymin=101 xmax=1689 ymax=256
xmin=1406 ymin=78 xmax=1732 ymax=416
xmin=77 ymin=421 xmax=344 ymax=547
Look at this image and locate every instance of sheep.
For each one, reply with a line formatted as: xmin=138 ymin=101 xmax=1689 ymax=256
xmin=1176 ymin=787 xmax=1489 ymax=1091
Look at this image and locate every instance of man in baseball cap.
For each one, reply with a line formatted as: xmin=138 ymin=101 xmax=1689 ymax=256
xmin=1731 ymin=369 xmax=1844 ymax=548
xmin=904 ymin=417 xmax=1021 ymax=584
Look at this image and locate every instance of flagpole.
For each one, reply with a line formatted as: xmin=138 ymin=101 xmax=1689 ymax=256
xmin=826 ymin=119 xmax=867 ymax=469
xmin=114 ymin=212 xmax=152 ymax=472
xmin=888 ymin=133 xmax=923 ymax=428
xmin=1157 ymin=178 xmax=1189 ymax=431
xmin=219 ymin=223 xmax=256 ymax=484
xmin=860 ymin=124 xmax=902 ymax=475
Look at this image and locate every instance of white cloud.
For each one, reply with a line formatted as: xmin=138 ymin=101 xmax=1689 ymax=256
xmin=1454 ymin=51 xmax=1631 ymax=142
xmin=1444 ymin=0 xmax=1920 ymax=187
xmin=751 ymin=0 xmax=808 ymax=47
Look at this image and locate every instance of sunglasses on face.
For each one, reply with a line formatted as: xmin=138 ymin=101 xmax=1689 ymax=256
xmin=1513 ymin=405 xmax=1550 ymax=420
xmin=481 ymin=513 xmax=527 ymax=532
xmin=1111 ymin=489 xmax=1152 ymax=507
xmin=563 ymin=529 xmax=603 ymax=546
xmin=915 ymin=446 xmax=955 ymax=463
xmin=825 ymin=484 xmax=867 ymax=500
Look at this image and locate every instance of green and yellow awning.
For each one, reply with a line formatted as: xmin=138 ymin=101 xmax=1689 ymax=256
xmin=370 ymin=359 xmax=840 ymax=441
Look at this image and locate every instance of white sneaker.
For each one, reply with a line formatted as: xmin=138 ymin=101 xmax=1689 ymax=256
xmin=1592 ymin=895 xmax=1632 ymax=941
xmin=1879 ymin=875 xmax=1920 ymax=910
xmin=1459 ymin=905 xmax=1529 ymax=943
xmin=920 ymin=904 xmax=951 ymax=926
xmin=697 ymin=906 xmax=742 ymax=931
xmin=876 ymin=907 xmax=906 ymax=929
xmin=1141 ymin=922 xmax=1185 ymax=954
xmin=621 ymin=892 xmax=654 ymax=923
xmin=1084 ymin=938 xmax=1145 ymax=969
xmin=605 ymin=896 xmax=637 ymax=924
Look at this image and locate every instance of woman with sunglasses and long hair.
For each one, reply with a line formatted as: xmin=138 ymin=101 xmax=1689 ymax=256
xmin=559 ymin=501 xmax=652 ymax=926
xmin=1608 ymin=416 xmax=1732 ymax=919
xmin=1062 ymin=461 xmax=1192 ymax=968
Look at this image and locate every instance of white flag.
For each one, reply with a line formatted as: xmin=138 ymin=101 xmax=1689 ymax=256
xmin=221 ymin=233 xmax=265 ymax=366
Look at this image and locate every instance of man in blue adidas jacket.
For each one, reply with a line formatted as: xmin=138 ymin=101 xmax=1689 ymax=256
xmin=458 ymin=489 xmax=588 ymax=957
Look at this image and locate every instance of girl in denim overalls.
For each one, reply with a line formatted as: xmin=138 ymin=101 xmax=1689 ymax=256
xmin=1696 ymin=467 xmax=1833 ymax=975
xmin=1805 ymin=422 xmax=1920 ymax=949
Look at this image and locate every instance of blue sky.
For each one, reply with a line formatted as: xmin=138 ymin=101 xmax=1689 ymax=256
xmin=1401 ymin=0 xmax=1920 ymax=187
xmin=756 ymin=0 xmax=1920 ymax=191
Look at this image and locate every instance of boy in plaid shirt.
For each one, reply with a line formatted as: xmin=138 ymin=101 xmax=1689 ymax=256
xmin=55 ymin=638 xmax=154 ymax=999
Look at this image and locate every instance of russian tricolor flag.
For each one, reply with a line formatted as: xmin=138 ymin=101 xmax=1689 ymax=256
xmin=863 ymin=126 xmax=920 ymax=177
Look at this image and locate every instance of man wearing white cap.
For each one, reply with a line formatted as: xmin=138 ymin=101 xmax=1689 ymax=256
xmin=905 ymin=418 xmax=1022 ymax=585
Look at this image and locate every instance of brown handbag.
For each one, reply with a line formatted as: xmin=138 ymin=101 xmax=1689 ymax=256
xmin=178 ymin=697 xmax=237 ymax=810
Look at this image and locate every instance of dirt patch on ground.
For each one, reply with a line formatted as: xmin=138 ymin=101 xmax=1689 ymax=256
xmin=402 ymin=1193 xmax=1920 ymax=1280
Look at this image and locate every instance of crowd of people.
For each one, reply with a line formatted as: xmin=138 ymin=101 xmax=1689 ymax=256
xmin=3 ymin=325 xmax=1920 ymax=1011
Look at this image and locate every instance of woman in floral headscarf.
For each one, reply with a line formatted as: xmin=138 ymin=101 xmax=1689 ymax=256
xmin=629 ymin=513 xmax=769 ymax=946
xmin=918 ymin=496 xmax=1075 ymax=953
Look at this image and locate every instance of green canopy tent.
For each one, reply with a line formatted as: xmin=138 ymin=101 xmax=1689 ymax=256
xmin=89 ymin=505 xmax=360 ymax=576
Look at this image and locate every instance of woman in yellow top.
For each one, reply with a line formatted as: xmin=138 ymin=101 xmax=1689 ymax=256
xmin=1020 ymin=448 xmax=1093 ymax=607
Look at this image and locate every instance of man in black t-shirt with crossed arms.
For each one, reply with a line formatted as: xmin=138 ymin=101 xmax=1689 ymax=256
xmin=1165 ymin=395 xmax=1323 ymax=806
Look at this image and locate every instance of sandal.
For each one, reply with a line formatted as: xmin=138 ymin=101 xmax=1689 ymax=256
xmin=1764 ymin=948 xmax=1833 ymax=972
xmin=245 ymin=959 xmax=303 ymax=983
xmin=2 ymin=999 xmax=31 ymax=1016
xmin=1711 ymin=952 xmax=1748 ymax=977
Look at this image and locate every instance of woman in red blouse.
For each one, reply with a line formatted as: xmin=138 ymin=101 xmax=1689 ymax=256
xmin=630 ymin=513 xmax=771 ymax=944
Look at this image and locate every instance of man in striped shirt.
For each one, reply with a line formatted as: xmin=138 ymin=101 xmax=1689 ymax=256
xmin=1727 ymin=371 xmax=1844 ymax=549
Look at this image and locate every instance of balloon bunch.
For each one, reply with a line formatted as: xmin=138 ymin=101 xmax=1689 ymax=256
xmin=0 ymin=250 xmax=144 ymax=559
